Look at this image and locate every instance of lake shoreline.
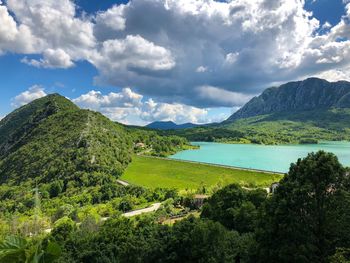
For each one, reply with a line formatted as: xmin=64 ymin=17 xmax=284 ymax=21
xmin=192 ymin=139 xmax=350 ymax=147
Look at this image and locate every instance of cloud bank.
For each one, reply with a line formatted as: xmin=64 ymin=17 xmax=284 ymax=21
xmin=11 ymin=86 xmax=217 ymax=125
xmin=1 ymin=0 xmax=350 ymax=109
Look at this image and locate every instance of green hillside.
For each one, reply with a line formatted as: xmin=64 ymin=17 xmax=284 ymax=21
xmin=160 ymin=78 xmax=350 ymax=145
xmin=222 ymin=108 xmax=350 ymax=144
xmin=165 ymin=108 xmax=350 ymax=145
xmin=0 ymin=94 xmax=194 ymax=222
xmin=0 ymin=94 xmax=132 ymax=186
xmin=0 ymin=94 xmax=78 ymax=157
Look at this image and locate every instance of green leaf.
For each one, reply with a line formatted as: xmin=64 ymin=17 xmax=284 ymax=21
xmin=0 ymin=236 xmax=27 ymax=263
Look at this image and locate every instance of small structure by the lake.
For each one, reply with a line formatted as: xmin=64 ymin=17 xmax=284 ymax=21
xmin=135 ymin=142 xmax=146 ymax=149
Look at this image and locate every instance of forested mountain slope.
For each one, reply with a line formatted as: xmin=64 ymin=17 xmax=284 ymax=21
xmin=0 ymin=94 xmax=132 ymax=185
xmin=146 ymin=121 xmax=199 ymax=130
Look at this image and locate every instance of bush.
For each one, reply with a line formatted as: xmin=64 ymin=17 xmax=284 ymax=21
xmin=51 ymin=216 xmax=76 ymax=243
xmin=49 ymin=181 xmax=64 ymax=198
xmin=118 ymin=197 xmax=134 ymax=212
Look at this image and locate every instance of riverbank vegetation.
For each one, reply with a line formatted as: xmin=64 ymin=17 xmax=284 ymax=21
xmin=127 ymin=126 xmax=193 ymax=157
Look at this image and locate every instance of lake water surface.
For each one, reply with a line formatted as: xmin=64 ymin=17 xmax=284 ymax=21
xmin=169 ymin=141 xmax=350 ymax=173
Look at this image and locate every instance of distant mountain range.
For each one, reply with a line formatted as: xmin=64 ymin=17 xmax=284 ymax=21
xmin=226 ymin=78 xmax=350 ymax=122
xmin=146 ymin=121 xmax=199 ymax=130
xmin=169 ymin=78 xmax=350 ymax=144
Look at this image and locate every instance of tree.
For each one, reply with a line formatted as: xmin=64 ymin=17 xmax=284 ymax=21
xmin=329 ymin=248 xmax=350 ymax=263
xmin=51 ymin=217 xmax=76 ymax=243
xmin=49 ymin=181 xmax=63 ymax=198
xmin=201 ymin=184 xmax=266 ymax=233
xmin=256 ymin=151 xmax=350 ymax=263
xmin=118 ymin=197 xmax=134 ymax=212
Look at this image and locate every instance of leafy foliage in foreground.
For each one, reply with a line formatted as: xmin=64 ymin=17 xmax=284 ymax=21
xmin=0 ymin=236 xmax=61 ymax=263
xmin=201 ymin=185 xmax=267 ymax=233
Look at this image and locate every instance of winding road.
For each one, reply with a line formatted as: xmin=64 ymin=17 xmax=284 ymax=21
xmin=44 ymin=202 xmax=162 ymax=233
xmin=122 ymin=203 xmax=161 ymax=217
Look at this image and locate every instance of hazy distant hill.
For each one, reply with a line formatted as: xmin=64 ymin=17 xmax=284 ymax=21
xmin=146 ymin=121 xmax=199 ymax=130
xmin=226 ymin=78 xmax=350 ymax=122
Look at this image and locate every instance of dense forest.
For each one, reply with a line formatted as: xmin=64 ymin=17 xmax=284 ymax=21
xmin=1 ymin=151 xmax=349 ymax=262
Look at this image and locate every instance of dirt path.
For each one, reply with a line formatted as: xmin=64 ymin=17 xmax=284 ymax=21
xmin=44 ymin=203 xmax=162 ymax=233
xmin=116 ymin=179 xmax=130 ymax=186
xmin=122 ymin=203 xmax=161 ymax=218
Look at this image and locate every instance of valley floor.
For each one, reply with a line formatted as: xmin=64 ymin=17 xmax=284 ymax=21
xmin=121 ymin=155 xmax=282 ymax=190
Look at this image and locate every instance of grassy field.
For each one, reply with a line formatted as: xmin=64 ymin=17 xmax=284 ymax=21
xmin=121 ymin=156 xmax=283 ymax=190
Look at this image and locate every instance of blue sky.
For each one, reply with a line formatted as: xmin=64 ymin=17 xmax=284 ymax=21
xmin=0 ymin=0 xmax=349 ymax=125
xmin=76 ymin=0 xmax=129 ymax=13
xmin=304 ymin=0 xmax=345 ymax=25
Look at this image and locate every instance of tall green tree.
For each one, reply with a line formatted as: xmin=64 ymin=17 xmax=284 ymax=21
xmin=256 ymin=151 xmax=350 ymax=263
xmin=201 ymin=184 xmax=267 ymax=233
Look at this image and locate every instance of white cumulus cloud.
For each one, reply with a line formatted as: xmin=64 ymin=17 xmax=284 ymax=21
xmin=12 ymin=85 xmax=47 ymax=107
xmin=94 ymin=4 xmax=126 ymax=39
xmin=196 ymin=66 xmax=208 ymax=73
xmin=4 ymin=0 xmax=95 ymax=62
xmin=10 ymin=86 xmax=233 ymax=125
xmin=72 ymin=88 xmax=143 ymax=110
xmin=140 ymin=99 xmax=208 ymax=124
xmin=21 ymin=49 xmax=74 ymax=68
xmin=73 ymin=88 xmax=209 ymax=125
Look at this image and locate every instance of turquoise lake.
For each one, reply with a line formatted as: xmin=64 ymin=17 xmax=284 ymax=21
xmin=169 ymin=141 xmax=350 ymax=173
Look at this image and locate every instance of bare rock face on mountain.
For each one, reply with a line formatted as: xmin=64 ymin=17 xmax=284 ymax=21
xmin=227 ymin=78 xmax=350 ymax=122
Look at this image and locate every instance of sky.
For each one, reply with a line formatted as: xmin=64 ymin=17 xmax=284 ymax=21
xmin=0 ymin=0 xmax=350 ymax=125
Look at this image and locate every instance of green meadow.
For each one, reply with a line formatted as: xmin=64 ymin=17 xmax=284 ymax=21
xmin=121 ymin=155 xmax=283 ymax=190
